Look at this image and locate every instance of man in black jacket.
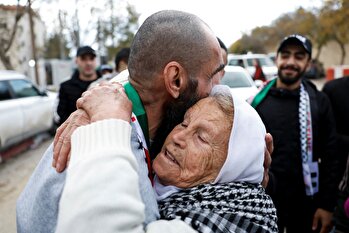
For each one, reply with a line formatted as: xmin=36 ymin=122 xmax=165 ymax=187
xmin=323 ymin=76 xmax=349 ymax=179
xmin=57 ymin=46 xmax=101 ymax=125
xmin=323 ymin=76 xmax=349 ymax=232
xmin=251 ymin=34 xmax=338 ymax=233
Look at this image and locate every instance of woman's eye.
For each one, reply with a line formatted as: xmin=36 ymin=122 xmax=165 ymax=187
xmin=198 ymin=135 xmax=207 ymax=143
xmin=181 ymin=122 xmax=188 ymax=128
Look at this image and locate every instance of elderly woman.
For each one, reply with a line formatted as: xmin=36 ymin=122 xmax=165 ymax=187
xmin=56 ymin=85 xmax=278 ymax=233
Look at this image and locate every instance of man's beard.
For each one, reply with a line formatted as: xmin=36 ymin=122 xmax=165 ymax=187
xmin=80 ymin=66 xmax=95 ymax=78
xmin=150 ymin=77 xmax=200 ymax=159
xmin=278 ymin=65 xmax=306 ymax=85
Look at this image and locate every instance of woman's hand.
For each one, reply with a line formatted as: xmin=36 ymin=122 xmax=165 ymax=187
xmin=76 ymin=82 xmax=132 ymax=123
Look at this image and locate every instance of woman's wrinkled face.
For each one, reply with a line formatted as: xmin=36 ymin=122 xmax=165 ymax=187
xmin=153 ymin=97 xmax=231 ymax=188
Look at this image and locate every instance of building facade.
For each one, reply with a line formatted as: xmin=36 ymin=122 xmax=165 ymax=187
xmin=0 ymin=4 xmax=45 ymax=84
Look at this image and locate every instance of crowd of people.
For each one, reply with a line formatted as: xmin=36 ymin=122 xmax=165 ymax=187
xmin=16 ymin=10 xmax=349 ymax=233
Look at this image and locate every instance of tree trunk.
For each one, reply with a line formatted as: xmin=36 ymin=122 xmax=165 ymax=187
xmin=315 ymin=44 xmax=323 ymax=60
xmin=0 ymin=47 xmax=14 ymax=70
xmin=73 ymin=0 xmax=80 ymax=48
xmin=0 ymin=2 xmax=23 ymax=70
xmin=58 ymin=11 xmax=65 ymax=59
xmin=340 ymin=43 xmax=346 ymax=65
xmin=334 ymin=37 xmax=346 ymax=65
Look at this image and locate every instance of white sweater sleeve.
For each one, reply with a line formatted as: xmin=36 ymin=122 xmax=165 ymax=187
xmin=56 ymin=119 xmax=196 ymax=233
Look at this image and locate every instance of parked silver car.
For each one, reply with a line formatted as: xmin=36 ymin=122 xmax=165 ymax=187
xmin=220 ymin=66 xmax=259 ymax=101
xmin=0 ymin=70 xmax=57 ymax=151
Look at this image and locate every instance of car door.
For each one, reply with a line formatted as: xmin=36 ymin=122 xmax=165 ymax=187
xmin=0 ymin=80 xmax=24 ymax=149
xmin=8 ymin=79 xmax=53 ymax=139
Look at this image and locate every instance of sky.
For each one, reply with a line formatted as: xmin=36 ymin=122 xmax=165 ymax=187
xmin=1 ymin=0 xmax=324 ymax=47
xmin=129 ymin=0 xmax=323 ymax=46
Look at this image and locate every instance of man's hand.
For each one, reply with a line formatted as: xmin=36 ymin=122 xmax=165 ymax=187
xmin=76 ymin=82 xmax=132 ymax=123
xmin=52 ymin=82 xmax=132 ymax=173
xmin=262 ymin=133 xmax=273 ymax=188
xmin=53 ymin=109 xmax=90 ymax=172
xmin=312 ymin=208 xmax=333 ymax=233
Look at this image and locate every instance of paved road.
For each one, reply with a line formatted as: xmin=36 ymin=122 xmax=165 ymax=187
xmin=0 ymin=137 xmax=53 ymax=233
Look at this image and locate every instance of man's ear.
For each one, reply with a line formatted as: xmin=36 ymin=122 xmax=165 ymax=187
xmin=163 ymin=61 xmax=186 ymax=99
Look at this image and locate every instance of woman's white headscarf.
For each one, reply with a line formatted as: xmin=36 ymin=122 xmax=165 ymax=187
xmin=154 ymin=85 xmax=266 ymax=200
xmin=212 ymin=85 xmax=266 ymax=184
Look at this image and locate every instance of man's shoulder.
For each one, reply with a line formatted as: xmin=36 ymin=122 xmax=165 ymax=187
xmin=60 ymin=78 xmax=74 ymax=88
xmin=323 ymin=77 xmax=348 ymax=92
xmin=302 ymin=80 xmax=329 ymax=102
xmin=303 ymin=79 xmax=318 ymax=91
xmin=60 ymin=71 xmax=80 ymax=87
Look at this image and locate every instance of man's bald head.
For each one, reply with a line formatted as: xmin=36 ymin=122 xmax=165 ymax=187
xmin=128 ymin=10 xmax=217 ymax=84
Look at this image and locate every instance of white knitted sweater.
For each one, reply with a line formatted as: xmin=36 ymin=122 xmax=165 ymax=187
xmin=56 ymin=119 xmax=196 ymax=233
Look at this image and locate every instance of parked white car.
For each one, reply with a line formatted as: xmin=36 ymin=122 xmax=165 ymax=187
xmin=220 ymin=66 xmax=259 ymax=101
xmin=227 ymin=53 xmax=277 ymax=80
xmin=267 ymin=52 xmax=276 ymax=64
xmin=0 ymin=70 xmax=57 ymax=151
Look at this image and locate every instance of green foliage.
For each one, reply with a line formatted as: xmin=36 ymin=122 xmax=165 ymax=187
xmin=229 ymin=39 xmax=243 ymax=53
xmin=94 ymin=3 xmax=139 ymax=61
xmin=103 ymin=6 xmax=138 ymax=61
xmin=43 ymin=1 xmax=139 ymax=61
xmin=229 ymin=2 xmax=349 ymax=63
xmin=319 ymin=0 xmax=349 ymax=64
xmin=230 ymin=33 xmax=266 ymax=54
xmin=45 ymin=33 xmax=70 ymax=59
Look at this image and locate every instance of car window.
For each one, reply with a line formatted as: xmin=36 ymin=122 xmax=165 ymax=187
xmin=258 ymin=57 xmax=274 ymax=66
xmin=247 ymin=57 xmax=275 ymax=67
xmin=9 ymin=79 xmax=40 ymax=98
xmin=221 ymin=71 xmax=252 ymax=88
xmin=0 ymin=81 xmax=12 ymax=101
xmin=228 ymin=59 xmax=244 ymax=67
xmin=228 ymin=59 xmax=239 ymax=66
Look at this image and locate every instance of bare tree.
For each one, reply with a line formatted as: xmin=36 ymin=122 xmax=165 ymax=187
xmin=71 ymin=0 xmax=80 ymax=48
xmin=0 ymin=0 xmax=25 ymax=69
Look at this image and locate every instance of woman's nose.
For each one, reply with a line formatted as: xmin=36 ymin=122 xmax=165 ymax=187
xmin=172 ymin=129 xmax=187 ymax=149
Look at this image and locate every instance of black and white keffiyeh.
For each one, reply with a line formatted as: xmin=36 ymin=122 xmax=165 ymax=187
xmin=158 ymin=182 xmax=278 ymax=233
xmin=299 ymin=83 xmax=318 ymax=196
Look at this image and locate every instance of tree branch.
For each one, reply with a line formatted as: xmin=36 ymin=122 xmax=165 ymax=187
xmin=4 ymin=0 xmax=25 ymax=53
